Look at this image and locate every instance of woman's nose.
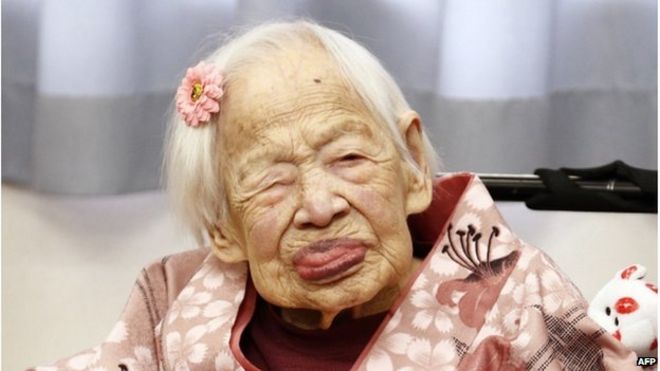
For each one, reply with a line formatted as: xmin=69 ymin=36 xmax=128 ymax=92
xmin=293 ymin=186 xmax=350 ymax=228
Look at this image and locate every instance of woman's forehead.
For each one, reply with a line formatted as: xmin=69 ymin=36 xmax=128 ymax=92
xmin=221 ymin=101 xmax=383 ymax=164
xmin=220 ymin=46 xmax=379 ymax=152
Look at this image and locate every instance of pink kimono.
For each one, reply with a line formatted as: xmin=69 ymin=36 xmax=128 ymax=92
xmin=32 ymin=173 xmax=641 ymax=370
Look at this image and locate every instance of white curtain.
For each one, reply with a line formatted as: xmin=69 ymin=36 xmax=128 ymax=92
xmin=3 ymin=0 xmax=656 ymax=194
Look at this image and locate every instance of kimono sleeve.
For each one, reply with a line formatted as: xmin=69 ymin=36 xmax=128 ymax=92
xmin=461 ymin=244 xmax=642 ymax=371
xmin=28 ymin=248 xmax=208 ymax=371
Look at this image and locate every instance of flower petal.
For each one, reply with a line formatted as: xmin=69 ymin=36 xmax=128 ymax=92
xmin=178 ymin=287 xmax=195 ymax=301
xmin=215 ymin=350 xmax=236 ymax=371
xmin=181 ymin=305 xmax=200 ymax=319
xmin=384 ymin=310 xmax=402 ymax=332
xmin=541 ymin=270 xmax=562 ymax=291
xmin=412 ymin=273 xmax=428 ymax=290
xmin=430 ymin=254 xmax=459 ymax=277
xmin=67 ymin=353 xmax=97 ymax=370
xmin=411 ymin=310 xmax=433 ymax=330
xmin=465 ymin=184 xmax=494 ymax=210
xmin=134 ymin=345 xmax=153 ymax=363
xmin=432 ymin=339 xmax=456 ymax=365
xmin=204 ymin=300 xmax=232 ymax=318
xmin=184 ymin=325 xmax=208 ymax=345
xmin=434 ymin=311 xmax=453 ymax=333
xmin=190 ymin=291 xmax=212 ymax=305
xmin=175 ymin=61 xmax=224 ymax=127
xmin=187 ymin=343 xmax=208 ymax=364
xmin=383 ymin=332 xmax=413 ymax=355
xmin=203 ymin=272 xmax=224 ymax=290
xmin=411 ymin=290 xmax=436 ymax=309
xmin=106 ymin=321 xmax=128 ymax=343
xmin=407 ymin=337 xmax=432 ymax=367
xmin=365 ymin=349 xmax=393 ymax=371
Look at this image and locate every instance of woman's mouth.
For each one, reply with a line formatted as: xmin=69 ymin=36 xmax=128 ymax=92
xmin=292 ymin=238 xmax=368 ymax=283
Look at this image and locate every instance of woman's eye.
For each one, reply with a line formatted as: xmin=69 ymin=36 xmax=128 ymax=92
xmin=338 ymin=153 xmax=365 ymax=163
xmin=266 ymin=178 xmax=292 ymax=189
xmin=256 ymin=164 xmax=297 ymax=192
xmin=341 ymin=154 xmax=361 ymax=161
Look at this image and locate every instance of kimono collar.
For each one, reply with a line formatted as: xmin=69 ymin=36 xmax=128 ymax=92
xmin=160 ymin=173 xmax=522 ymax=370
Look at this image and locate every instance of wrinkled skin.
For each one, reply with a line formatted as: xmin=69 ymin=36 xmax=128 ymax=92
xmin=211 ymin=39 xmax=432 ymax=329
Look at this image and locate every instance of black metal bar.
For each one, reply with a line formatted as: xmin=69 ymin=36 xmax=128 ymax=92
xmin=438 ymin=173 xmax=645 ymax=202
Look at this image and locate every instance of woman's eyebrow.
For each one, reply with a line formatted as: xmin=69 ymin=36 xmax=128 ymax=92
xmin=307 ymin=119 xmax=374 ymax=149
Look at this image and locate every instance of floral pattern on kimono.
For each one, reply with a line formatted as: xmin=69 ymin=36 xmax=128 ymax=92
xmin=31 ymin=173 xmax=641 ymax=371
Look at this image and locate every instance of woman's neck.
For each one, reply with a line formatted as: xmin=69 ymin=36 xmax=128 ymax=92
xmin=279 ymin=258 xmax=422 ymax=330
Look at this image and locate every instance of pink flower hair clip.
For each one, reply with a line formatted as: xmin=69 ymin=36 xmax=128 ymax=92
xmin=175 ymin=61 xmax=225 ymax=127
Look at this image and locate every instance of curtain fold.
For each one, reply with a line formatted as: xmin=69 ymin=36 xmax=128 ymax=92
xmin=3 ymin=0 xmax=656 ymax=194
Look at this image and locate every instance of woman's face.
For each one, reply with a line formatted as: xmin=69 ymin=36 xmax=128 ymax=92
xmin=216 ymin=44 xmax=427 ymax=318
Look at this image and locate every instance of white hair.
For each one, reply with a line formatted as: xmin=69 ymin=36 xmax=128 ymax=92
xmin=164 ymin=20 xmax=440 ymax=243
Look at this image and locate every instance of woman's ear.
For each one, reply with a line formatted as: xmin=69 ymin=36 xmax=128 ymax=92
xmin=209 ymin=222 xmax=248 ymax=263
xmin=398 ymin=110 xmax=433 ymax=215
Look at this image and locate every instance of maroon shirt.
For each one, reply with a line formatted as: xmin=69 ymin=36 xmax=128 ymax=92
xmin=238 ymin=176 xmax=467 ymax=370
xmin=240 ymin=296 xmax=387 ymax=371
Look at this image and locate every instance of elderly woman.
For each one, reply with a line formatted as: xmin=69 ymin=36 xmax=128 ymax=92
xmin=36 ymin=21 xmax=639 ymax=370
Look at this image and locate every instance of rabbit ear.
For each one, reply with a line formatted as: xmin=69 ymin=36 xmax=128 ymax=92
xmin=616 ymin=264 xmax=647 ymax=280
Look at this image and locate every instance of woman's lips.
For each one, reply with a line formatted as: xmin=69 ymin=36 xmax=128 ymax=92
xmin=293 ymin=238 xmax=367 ymax=282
